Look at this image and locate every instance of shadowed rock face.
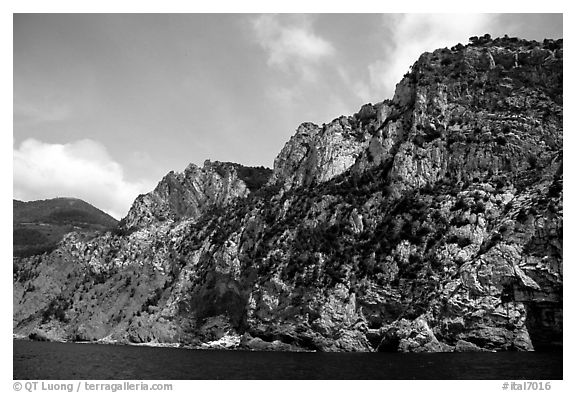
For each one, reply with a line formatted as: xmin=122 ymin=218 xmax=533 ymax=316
xmin=13 ymin=36 xmax=562 ymax=352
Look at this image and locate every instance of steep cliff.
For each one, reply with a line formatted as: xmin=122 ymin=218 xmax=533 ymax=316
xmin=122 ymin=160 xmax=272 ymax=229
xmin=13 ymin=36 xmax=562 ymax=352
xmin=269 ymin=113 xmax=373 ymax=190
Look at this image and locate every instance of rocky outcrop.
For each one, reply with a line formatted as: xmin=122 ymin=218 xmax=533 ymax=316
xmin=122 ymin=160 xmax=272 ymax=229
xmin=270 ymin=110 xmax=376 ymax=190
xmin=13 ymin=36 xmax=562 ymax=353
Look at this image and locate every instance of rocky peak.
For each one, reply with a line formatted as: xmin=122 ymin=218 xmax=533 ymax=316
xmin=270 ymin=108 xmax=380 ymax=191
xmin=267 ymin=36 xmax=562 ymax=197
xmin=122 ymin=160 xmax=272 ymax=229
xmin=353 ymin=36 xmax=562 ymax=194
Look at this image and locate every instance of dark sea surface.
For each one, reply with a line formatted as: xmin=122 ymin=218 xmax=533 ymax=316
xmin=13 ymin=340 xmax=563 ymax=380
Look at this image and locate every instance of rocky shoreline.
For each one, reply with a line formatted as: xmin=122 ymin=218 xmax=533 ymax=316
xmin=18 ymin=331 xmax=499 ymax=353
xmin=15 ymin=331 xmax=311 ymax=352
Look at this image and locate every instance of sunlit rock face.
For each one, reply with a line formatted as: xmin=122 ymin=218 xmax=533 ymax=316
xmin=123 ymin=160 xmax=272 ymax=229
xmin=14 ymin=36 xmax=562 ymax=353
xmin=270 ymin=118 xmax=371 ymax=191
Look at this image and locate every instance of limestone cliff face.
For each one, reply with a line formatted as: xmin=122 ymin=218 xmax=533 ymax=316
xmin=13 ymin=36 xmax=562 ymax=352
xmin=123 ymin=160 xmax=271 ymax=229
xmin=270 ymin=111 xmax=375 ymax=190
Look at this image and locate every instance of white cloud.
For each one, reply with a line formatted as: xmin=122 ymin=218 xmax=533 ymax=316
xmin=251 ymin=14 xmax=335 ymax=79
xmin=366 ymin=14 xmax=495 ymax=99
xmin=336 ymin=66 xmax=372 ymax=103
xmin=13 ymin=138 xmax=154 ymax=219
xmin=251 ymin=15 xmax=338 ymax=111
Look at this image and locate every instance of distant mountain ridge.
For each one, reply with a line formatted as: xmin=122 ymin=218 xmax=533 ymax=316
xmin=13 ymin=197 xmax=117 ymax=257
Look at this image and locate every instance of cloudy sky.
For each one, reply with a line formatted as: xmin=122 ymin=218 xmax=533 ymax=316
xmin=13 ymin=13 xmax=563 ymax=219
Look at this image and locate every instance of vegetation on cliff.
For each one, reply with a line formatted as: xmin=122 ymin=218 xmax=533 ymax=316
xmin=13 ymin=198 xmax=118 ymax=258
xmin=13 ymin=36 xmax=562 ymax=352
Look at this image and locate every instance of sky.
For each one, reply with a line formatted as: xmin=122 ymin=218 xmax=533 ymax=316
xmin=13 ymin=13 xmax=563 ymax=219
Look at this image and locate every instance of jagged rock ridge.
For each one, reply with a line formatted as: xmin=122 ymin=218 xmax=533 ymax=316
xmin=122 ymin=160 xmax=272 ymax=229
xmin=13 ymin=35 xmax=562 ymax=352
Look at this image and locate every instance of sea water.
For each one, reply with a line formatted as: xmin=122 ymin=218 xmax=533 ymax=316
xmin=13 ymin=340 xmax=563 ymax=380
